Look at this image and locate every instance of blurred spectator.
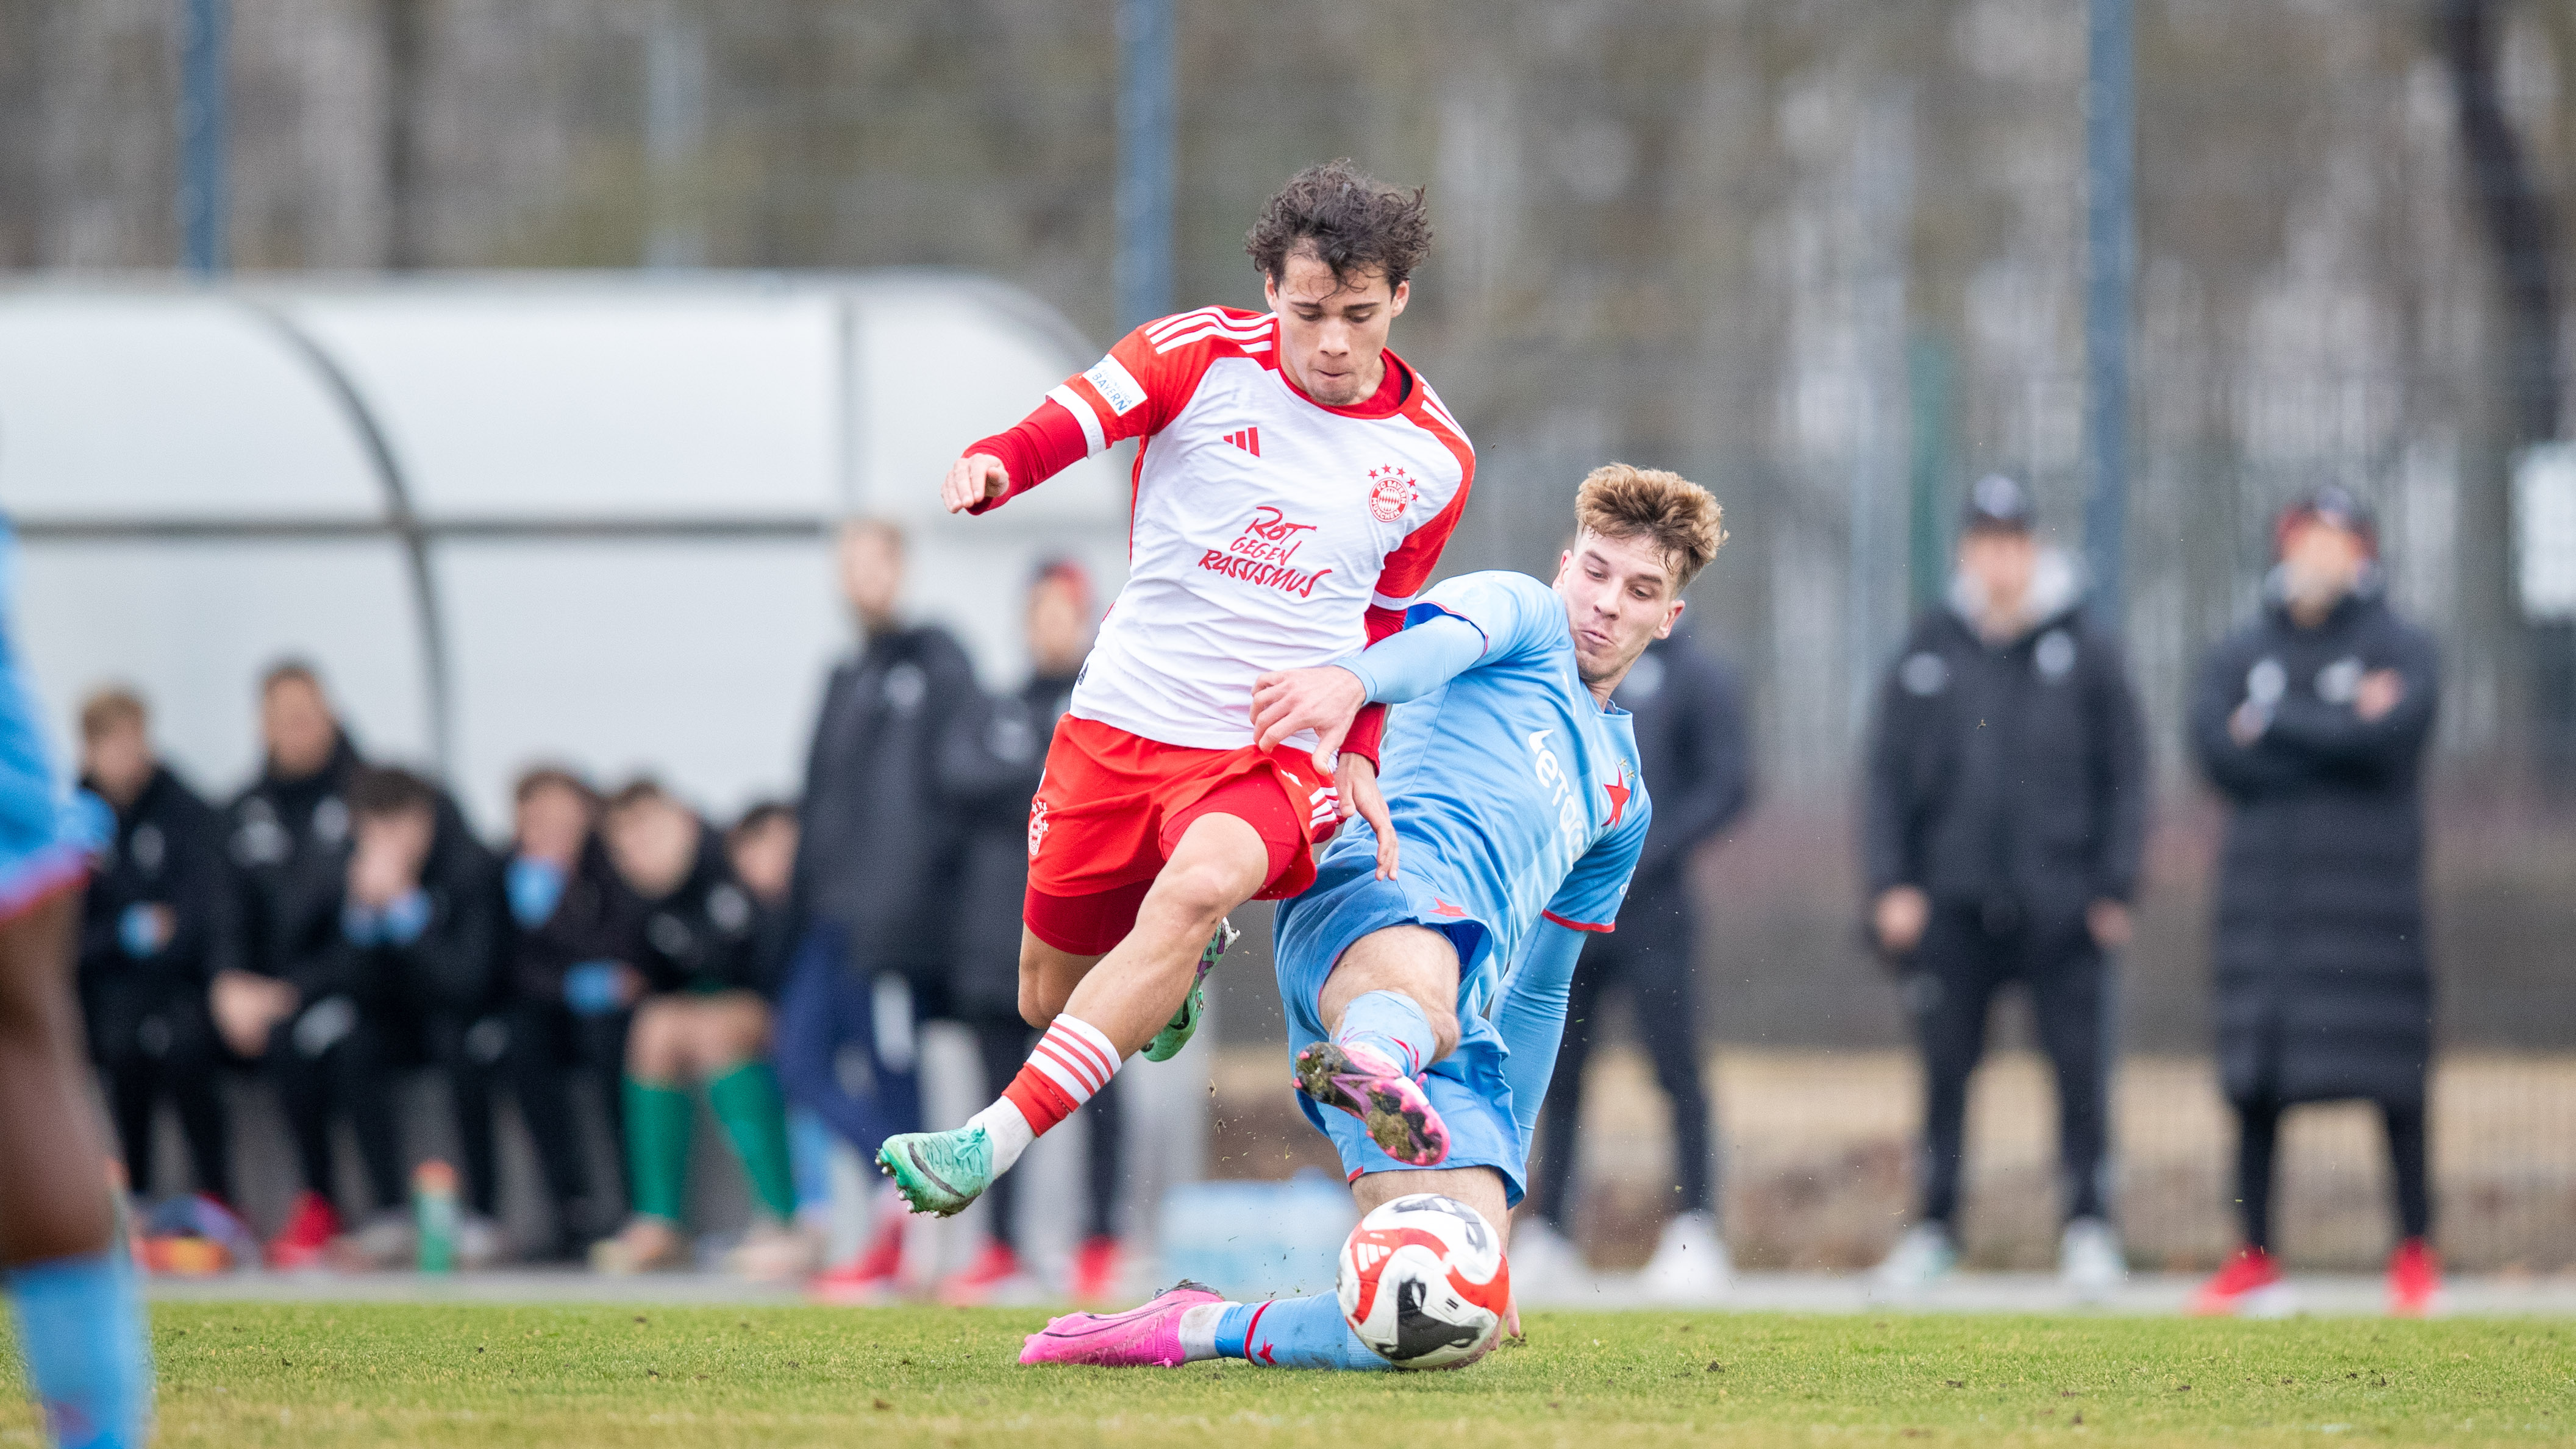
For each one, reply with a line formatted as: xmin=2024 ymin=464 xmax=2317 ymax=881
xmin=494 ymin=766 xmax=632 ymax=1259
xmin=1521 ymin=617 xmax=1751 ymax=1301
xmin=2186 ymin=486 xmax=2444 ymax=1317
xmin=283 ymin=766 xmax=500 ymax=1270
xmin=588 ymin=780 xmax=813 ymax=1281
xmin=209 ymin=662 xmax=371 ymax=1266
xmin=724 ymin=800 xmax=799 ymax=980
xmin=777 ymin=519 xmax=978 ymax=1301
xmin=937 ymin=558 xmax=1127 ymax=1305
xmin=1861 ymin=475 xmax=2147 ymax=1301
xmin=73 ymin=688 xmax=235 ymax=1208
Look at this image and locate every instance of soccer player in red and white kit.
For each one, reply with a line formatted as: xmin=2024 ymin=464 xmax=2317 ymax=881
xmin=878 ymin=161 xmax=1475 ymax=1216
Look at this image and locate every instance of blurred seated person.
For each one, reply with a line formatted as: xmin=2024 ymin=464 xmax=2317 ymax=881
xmin=724 ymin=800 xmax=799 ymax=978
xmin=494 ymin=766 xmax=633 ymax=1259
xmin=212 ymin=661 xmax=365 ymax=1265
xmin=212 ymin=764 xmax=500 ymax=1270
xmin=588 ymin=780 xmax=813 ymax=1281
xmin=73 ymin=687 xmax=235 ymax=1211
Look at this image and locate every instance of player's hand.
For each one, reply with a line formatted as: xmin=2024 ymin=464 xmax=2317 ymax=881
xmin=1337 ymin=752 xmax=1399 ymax=880
xmin=210 ymin=968 xmax=298 ymax=1058
xmin=1251 ymin=664 xmax=1368 ymax=769
xmin=941 ymin=453 xmax=1011 ymax=514
xmin=2356 ymin=668 xmax=2405 ymax=722
xmin=1872 ymin=885 xmax=1929 ymax=956
xmin=2086 ymin=898 xmax=2133 ymax=951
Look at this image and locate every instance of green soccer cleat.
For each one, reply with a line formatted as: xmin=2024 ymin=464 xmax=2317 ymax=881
xmin=876 ymin=1125 xmax=996 ymax=1217
xmin=1143 ymin=917 xmax=1238 ymax=1063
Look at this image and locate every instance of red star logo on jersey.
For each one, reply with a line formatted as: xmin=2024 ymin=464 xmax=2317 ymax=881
xmin=1603 ymin=769 xmax=1632 ymax=827
xmin=1432 ymin=900 xmax=1468 ymax=919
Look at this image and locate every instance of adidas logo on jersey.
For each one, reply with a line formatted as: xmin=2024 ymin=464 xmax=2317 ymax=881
xmin=1222 ymin=426 xmax=1262 ymax=457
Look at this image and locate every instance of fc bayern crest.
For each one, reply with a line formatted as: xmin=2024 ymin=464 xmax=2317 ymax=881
xmin=1366 ymin=464 xmax=1418 ymax=523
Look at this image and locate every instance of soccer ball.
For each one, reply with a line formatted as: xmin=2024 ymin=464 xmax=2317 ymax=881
xmin=1336 ymin=1194 xmax=1512 ymax=1369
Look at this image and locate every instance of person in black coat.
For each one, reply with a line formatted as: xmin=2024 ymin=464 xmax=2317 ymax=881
xmin=774 ymin=519 xmax=979 ymax=1296
xmin=932 ymin=558 xmax=1129 ymax=1303
xmin=73 ymin=688 xmax=235 ymax=1207
xmin=1862 ymin=475 xmax=2148 ymax=1300
xmin=588 ymin=780 xmax=812 ymax=1282
xmin=2186 ymin=485 xmax=2444 ymax=1316
xmin=492 ymin=766 xmax=635 ymax=1258
xmin=1523 ymin=620 xmax=1750 ymax=1299
xmin=207 ymin=661 xmax=368 ymax=1264
xmin=271 ymin=764 xmax=501 ymax=1269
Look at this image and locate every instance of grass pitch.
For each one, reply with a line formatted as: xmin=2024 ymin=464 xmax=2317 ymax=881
xmin=4 ymin=1303 xmax=2569 ymax=1447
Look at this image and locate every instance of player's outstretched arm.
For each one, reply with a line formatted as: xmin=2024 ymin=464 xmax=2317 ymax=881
xmin=1252 ymin=612 xmax=1485 ymax=762
xmin=1492 ymin=920 xmax=1590 ymax=1154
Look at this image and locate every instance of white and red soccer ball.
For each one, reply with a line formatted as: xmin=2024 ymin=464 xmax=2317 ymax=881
xmin=1336 ymin=1194 xmax=1512 ymax=1369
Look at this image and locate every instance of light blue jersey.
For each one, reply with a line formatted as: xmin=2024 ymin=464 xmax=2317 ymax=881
xmin=1274 ymin=569 xmax=1651 ymax=1204
xmin=1330 ymin=568 xmax=1650 ymax=1012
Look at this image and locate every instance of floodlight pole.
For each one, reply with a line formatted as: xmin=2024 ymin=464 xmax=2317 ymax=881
xmin=2083 ymin=0 xmax=2134 ymax=630
xmin=1116 ymin=0 xmax=1176 ymax=332
xmin=179 ymin=0 xmax=230 ymax=273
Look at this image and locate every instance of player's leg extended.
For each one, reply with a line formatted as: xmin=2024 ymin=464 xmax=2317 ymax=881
xmin=0 ymin=885 xmax=153 ymax=1448
xmin=1019 ymin=1165 xmax=1510 ymax=1371
xmin=879 ymin=813 xmax=1268 ymax=1216
xmin=1296 ymin=924 xmax=1460 ymax=1166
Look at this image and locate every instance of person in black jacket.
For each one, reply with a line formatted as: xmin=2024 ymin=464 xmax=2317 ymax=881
xmin=776 ymin=519 xmax=979 ymax=1298
xmin=933 ymin=558 xmax=1130 ymax=1305
xmin=493 ymin=766 xmax=633 ymax=1259
xmin=73 ymin=688 xmax=235 ymax=1208
xmin=275 ymin=765 xmax=501 ymax=1270
xmin=588 ymin=780 xmax=814 ymax=1282
xmin=207 ymin=661 xmax=369 ymax=1266
xmin=2186 ymin=486 xmax=2444 ymax=1317
xmin=1861 ymin=475 xmax=2147 ymax=1301
xmin=1522 ymin=621 xmax=1750 ymax=1301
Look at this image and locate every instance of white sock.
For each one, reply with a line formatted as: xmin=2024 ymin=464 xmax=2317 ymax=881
xmin=966 ymin=1097 xmax=1038 ymax=1179
xmin=1176 ymin=1301 xmax=1238 ymax=1362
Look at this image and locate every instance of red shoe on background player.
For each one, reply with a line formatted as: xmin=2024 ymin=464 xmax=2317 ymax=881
xmin=879 ymin=162 xmax=1478 ymax=1222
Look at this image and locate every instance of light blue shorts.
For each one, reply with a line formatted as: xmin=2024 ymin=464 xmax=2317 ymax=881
xmin=1272 ymin=852 xmax=1527 ymax=1206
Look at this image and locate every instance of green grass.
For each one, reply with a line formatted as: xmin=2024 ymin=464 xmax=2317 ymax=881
xmin=4 ymin=1304 xmax=2571 ymax=1447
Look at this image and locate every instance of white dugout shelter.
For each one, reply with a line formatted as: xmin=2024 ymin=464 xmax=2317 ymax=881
xmin=0 ymin=272 xmax=1132 ymax=828
xmin=0 ymin=274 xmax=1193 ymax=1260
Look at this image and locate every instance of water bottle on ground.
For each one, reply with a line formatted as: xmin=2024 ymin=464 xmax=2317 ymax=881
xmin=414 ymin=1159 xmax=459 ymax=1273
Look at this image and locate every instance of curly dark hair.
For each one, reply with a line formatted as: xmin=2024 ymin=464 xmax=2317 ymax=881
xmin=1244 ymin=160 xmax=1433 ymax=291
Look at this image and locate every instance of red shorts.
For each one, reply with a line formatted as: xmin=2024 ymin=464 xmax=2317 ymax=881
xmin=1023 ymin=715 xmax=1339 ymax=956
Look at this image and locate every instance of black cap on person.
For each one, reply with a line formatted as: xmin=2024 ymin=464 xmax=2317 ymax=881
xmin=1960 ymin=473 xmax=2036 ymax=534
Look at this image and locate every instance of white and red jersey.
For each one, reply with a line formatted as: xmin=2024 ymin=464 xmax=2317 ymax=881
xmin=966 ymin=305 xmax=1475 ymax=756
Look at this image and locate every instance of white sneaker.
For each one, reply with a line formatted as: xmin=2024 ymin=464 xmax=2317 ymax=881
xmin=727 ymin=1219 xmax=826 ymax=1284
xmin=1507 ymin=1217 xmax=1592 ymax=1303
xmin=2059 ymin=1217 xmax=2126 ymax=1303
xmin=1869 ymin=1223 xmax=1957 ymax=1301
xmin=1640 ymin=1211 xmax=1733 ymax=1303
xmin=455 ymin=1212 xmax=505 ymax=1270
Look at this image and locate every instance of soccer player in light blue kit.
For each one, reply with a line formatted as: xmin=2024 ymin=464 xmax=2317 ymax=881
xmin=1021 ymin=465 xmax=1726 ymax=1371
xmin=0 ymin=521 xmax=153 ymax=1446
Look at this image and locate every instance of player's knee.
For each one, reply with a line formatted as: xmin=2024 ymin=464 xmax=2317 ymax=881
xmin=1018 ymin=980 xmax=1059 ymax=1030
xmin=1147 ymin=859 xmax=1243 ymax=927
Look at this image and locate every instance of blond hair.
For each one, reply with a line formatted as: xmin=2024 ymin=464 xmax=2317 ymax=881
xmin=79 ymin=687 xmax=147 ymax=742
xmin=1573 ymin=464 xmax=1727 ymax=590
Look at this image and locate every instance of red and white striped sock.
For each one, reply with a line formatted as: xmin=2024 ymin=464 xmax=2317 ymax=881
xmin=968 ymin=1014 xmax=1124 ymax=1179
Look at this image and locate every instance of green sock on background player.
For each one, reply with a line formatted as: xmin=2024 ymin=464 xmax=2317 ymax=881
xmin=707 ymin=1061 xmax=800 ymax=1221
xmin=622 ymin=1077 xmax=693 ymax=1222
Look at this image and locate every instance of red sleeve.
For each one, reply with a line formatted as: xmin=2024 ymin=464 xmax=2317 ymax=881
xmin=960 ymin=313 xmax=1227 ymax=513
xmin=963 ymin=399 xmax=1091 ymax=514
xmin=1338 ymin=604 xmax=1408 ymax=770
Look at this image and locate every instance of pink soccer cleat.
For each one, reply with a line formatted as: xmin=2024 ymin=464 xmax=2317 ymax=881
xmin=1296 ymin=1039 xmax=1451 ymax=1166
xmin=1018 ymin=1280 xmax=1223 ymax=1368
